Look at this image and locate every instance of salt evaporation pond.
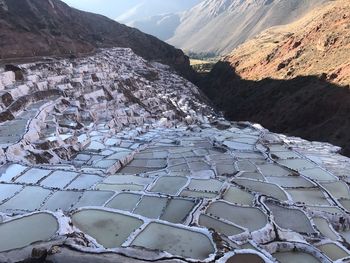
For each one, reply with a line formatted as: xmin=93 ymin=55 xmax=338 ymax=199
xmin=267 ymin=203 xmax=315 ymax=234
xmin=206 ymin=201 xmax=267 ymax=231
xmin=317 ymin=243 xmax=350 ymax=261
xmin=225 ymin=253 xmax=265 ymax=263
xmin=131 ymin=222 xmax=215 ymax=260
xmin=273 ymin=252 xmax=321 ymax=263
xmin=199 ymin=214 xmax=245 ymax=236
xmin=313 ymin=217 xmax=338 ymax=240
xmin=72 ymin=209 xmax=144 ymax=247
xmin=2 ymin=48 xmax=350 ymax=262
xmin=0 ymin=213 xmax=58 ymax=252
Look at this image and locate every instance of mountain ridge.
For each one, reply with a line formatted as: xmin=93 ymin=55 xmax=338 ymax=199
xmin=0 ymin=0 xmax=195 ymax=80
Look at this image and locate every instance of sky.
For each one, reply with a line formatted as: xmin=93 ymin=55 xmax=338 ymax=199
xmin=61 ymin=0 xmax=140 ymax=19
xmin=61 ymin=0 xmax=202 ymax=22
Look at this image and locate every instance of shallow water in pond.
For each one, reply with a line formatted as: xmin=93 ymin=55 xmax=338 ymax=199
xmin=320 ymin=181 xmax=350 ymax=199
xmin=278 ymin=159 xmax=315 ymax=171
xmin=238 ymin=172 xmax=265 ymax=181
xmin=96 ymin=183 xmax=144 ymax=192
xmin=317 ymin=243 xmax=349 ymax=261
xmin=42 ymin=191 xmax=82 ymax=211
xmin=73 ymin=191 xmax=114 ymax=208
xmin=0 ymin=213 xmax=58 ymax=252
xmin=131 ymin=222 xmax=215 ymax=260
xmin=133 ymin=196 xmax=167 ymax=219
xmin=287 ymin=188 xmax=330 ymax=205
xmin=273 ymin=252 xmax=321 ymax=263
xmin=308 ymin=205 xmax=344 ymax=214
xmin=106 ymin=193 xmax=142 ymax=212
xmin=160 ymin=199 xmax=195 ymax=223
xmin=0 ymin=164 xmax=28 ymax=182
xmin=265 ymin=176 xmax=313 ymax=188
xmin=40 ymin=171 xmax=78 ymax=189
xmin=187 ymin=179 xmax=222 ymax=192
xmin=0 ymin=184 xmax=23 ymax=203
xmin=226 ymin=253 xmax=265 ymax=263
xmin=66 ymin=174 xmax=102 ymax=190
xmin=313 ymin=217 xmax=338 ymax=241
xmin=236 ymin=161 xmax=256 ymax=172
xmin=206 ymin=201 xmax=267 ymax=231
xmin=267 ymin=203 xmax=315 ymax=234
xmin=103 ymin=175 xmax=152 ymax=185
xmin=180 ymin=189 xmax=218 ymax=198
xmin=271 ymin=151 xmax=300 ymax=159
xmin=216 ymin=163 xmax=237 ymax=176
xmin=0 ymin=186 xmax=51 ymax=212
xmin=257 ymin=164 xmax=290 ymax=177
xmin=223 ymin=186 xmax=254 ymax=206
xmin=301 ymin=168 xmax=336 ymax=181
xmin=199 ymin=214 xmax=244 ymax=236
xmin=232 ymin=179 xmax=288 ymax=201
xmin=15 ymin=168 xmax=51 ymax=184
xmin=150 ymin=176 xmax=188 ymax=195
xmin=72 ymin=209 xmax=143 ymax=248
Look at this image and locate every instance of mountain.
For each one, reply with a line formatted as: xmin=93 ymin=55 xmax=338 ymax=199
xmin=168 ymin=0 xmax=330 ymax=56
xmin=0 ymin=0 xmax=195 ymax=80
xmin=116 ymin=0 xmax=201 ymax=24
xmin=129 ymin=13 xmax=181 ymax=41
xmin=225 ymin=0 xmax=350 ymax=85
xmin=200 ymin=0 xmax=350 ymax=155
xmin=117 ymin=0 xmax=202 ymax=41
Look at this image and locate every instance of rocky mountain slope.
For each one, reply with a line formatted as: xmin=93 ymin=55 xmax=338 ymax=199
xmin=0 ymin=0 xmax=194 ymax=80
xmin=201 ymin=0 xmax=350 ymax=155
xmin=225 ymin=0 xmax=350 ymax=85
xmin=168 ymin=0 xmax=329 ymax=56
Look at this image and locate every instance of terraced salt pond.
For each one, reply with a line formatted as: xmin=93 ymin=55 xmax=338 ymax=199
xmin=273 ymin=252 xmax=321 ymax=263
xmin=206 ymin=201 xmax=267 ymax=231
xmin=2 ymin=124 xmax=350 ymax=262
xmin=131 ymin=222 xmax=215 ymax=260
xmin=72 ymin=209 xmax=143 ymax=247
xmin=2 ymin=48 xmax=350 ymax=261
xmin=0 ymin=213 xmax=58 ymax=252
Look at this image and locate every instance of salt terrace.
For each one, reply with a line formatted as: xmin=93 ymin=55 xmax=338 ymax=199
xmin=0 ymin=48 xmax=350 ymax=262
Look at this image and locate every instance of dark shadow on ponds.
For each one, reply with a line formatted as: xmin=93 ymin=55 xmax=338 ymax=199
xmin=199 ymin=61 xmax=350 ymax=157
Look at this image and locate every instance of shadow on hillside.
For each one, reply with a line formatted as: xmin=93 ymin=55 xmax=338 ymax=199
xmin=199 ymin=61 xmax=350 ymax=156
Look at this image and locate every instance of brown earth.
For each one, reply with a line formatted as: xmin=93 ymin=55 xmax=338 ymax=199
xmin=224 ymin=0 xmax=350 ymax=85
xmin=0 ymin=0 xmax=195 ymax=80
xmin=200 ymin=0 xmax=350 ymax=156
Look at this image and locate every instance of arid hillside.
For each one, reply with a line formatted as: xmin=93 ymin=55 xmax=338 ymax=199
xmin=201 ymin=0 xmax=350 ymax=156
xmin=0 ymin=0 xmax=195 ymax=80
xmin=225 ymin=0 xmax=350 ymax=86
xmin=168 ymin=0 xmax=329 ymax=56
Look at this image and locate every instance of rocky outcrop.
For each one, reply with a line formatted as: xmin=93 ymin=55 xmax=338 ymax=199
xmin=0 ymin=0 xmax=195 ymax=80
